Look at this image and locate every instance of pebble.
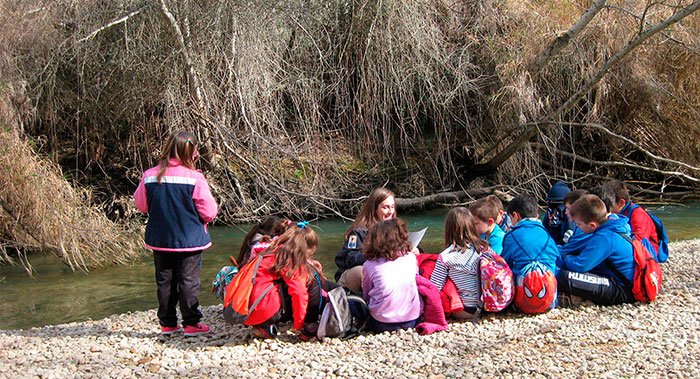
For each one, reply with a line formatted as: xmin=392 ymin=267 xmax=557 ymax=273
xmin=2 ymin=240 xmax=700 ymax=377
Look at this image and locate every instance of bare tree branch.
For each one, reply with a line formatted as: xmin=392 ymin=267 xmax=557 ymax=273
xmin=480 ymin=0 xmax=700 ymax=174
xmin=156 ymin=0 xmax=205 ymax=110
xmin=525 ymin=121 xmax=700 ymax=172
xmin=606 ymin=4 xmax=700 ymax=57
xmin=532 ymin=142 xmax=700 ymax=182
xmin=549 ymin=0 xmax=700 ymax=120
xmin=528 ymin=0 xmax=608 ymax=75
xmin=77 ymin=4 xmax=152 ymax=43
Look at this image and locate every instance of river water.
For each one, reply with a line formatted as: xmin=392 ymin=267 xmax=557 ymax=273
xmin=1 ymin=204 xmax=698 ymax=330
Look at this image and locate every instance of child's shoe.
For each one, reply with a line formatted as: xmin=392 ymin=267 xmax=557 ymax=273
xmin=161 ymin=325 xmax=183 ymax=335
xmin=184 ymin=323 xmax=211 ymax=336
xmin=250 ymin=325 xmax=277 ymax=339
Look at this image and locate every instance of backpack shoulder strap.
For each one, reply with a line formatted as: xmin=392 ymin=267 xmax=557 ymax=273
xmin=603 ymin=232 xmax=634 ymax=288
xmin=313 ymin=272 xmax=324 ymax=313
xmin=622 ymin=203 xmax=639 ymax=218
xmin=510 ymin=222 xmax=552 ymax=263
xmin=473 ymin=253 xmax=484 ymax=324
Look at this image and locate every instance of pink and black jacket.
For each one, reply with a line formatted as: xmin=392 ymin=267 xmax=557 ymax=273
xmin=134 ymin=158 xmax=218 ymax=252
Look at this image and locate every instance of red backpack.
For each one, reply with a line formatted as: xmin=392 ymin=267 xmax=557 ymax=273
xmin=608 ymin=233 xmax=662 ymax=303
xmin=223 ymin=252 xmax=276 ymax=324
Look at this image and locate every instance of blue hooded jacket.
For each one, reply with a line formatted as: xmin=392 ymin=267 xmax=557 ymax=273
xmin=482 ymin=224 xmax=505 ymax=255
xmin=558 ymin=226 xmax=590 ymax=258
xmin=501 ymin=219 xmax=561 ymax=277
xmin=563 ymin=216 xmax=634 ymax=286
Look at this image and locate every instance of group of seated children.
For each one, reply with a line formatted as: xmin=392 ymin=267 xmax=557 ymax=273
xmin=224 ymin=179 xmax=662 ymax=340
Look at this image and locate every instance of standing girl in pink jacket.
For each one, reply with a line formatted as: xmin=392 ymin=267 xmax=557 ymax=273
xmin=134 ymin=131 xmax=218 ymax=336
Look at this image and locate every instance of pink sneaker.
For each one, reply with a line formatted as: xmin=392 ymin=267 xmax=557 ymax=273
xmin=184 ymin=323 xmax=211 ymax=336
xmin=161 ymin=325 xmax=183 ymax=335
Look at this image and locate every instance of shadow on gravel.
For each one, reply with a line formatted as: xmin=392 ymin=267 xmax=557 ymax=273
xmin=154 ymin=322 xmax=311 ymax=349
xmin=0 ymin=324 xmax=155 ymax=339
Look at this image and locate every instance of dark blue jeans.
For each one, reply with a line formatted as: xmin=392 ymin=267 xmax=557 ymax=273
xmin=154 ymin=250 xmax=203 ymax=327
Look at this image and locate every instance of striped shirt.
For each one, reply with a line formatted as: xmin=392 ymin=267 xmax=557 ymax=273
xmin=430 ymin=244 xmax=481 ymax=309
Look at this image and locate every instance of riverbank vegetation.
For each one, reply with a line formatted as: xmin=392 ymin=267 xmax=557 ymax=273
xmin=1 ymin=0 xmax=699 ymax=269
xmin=0 ymin=129 xmax=144 ymax=273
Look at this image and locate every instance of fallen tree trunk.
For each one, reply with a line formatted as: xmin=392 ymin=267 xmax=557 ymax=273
xmin=395 ymin=187 xmax=512 ymax=210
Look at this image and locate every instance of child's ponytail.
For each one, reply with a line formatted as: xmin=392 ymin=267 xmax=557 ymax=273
xmin=156 ymin=130 xmax=198 ymax=184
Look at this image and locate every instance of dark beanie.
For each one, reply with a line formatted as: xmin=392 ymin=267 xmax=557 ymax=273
xmin=546 ymin=181 xmax=570 ymax=202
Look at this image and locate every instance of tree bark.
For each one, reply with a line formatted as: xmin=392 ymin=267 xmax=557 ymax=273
xmin=157 ymin=0 xmax=205 ymax=111
xmin=395 ymin=187 xmax=512 ymax=210
xmin=528 ymin=0 xmax=608 ymax=75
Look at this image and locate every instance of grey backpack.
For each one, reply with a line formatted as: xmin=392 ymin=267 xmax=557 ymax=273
xmin=317 ymin=287 xmax=367 ymax=340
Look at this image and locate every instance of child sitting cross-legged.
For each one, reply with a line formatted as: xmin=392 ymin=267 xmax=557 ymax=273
xmin=557 ymin=194 xmax=635 ymax=306
xmin=430 ymin=207 xmax=492 ymax=320
xmin=501 ymin=194 xmax=560 ymax=313
xmin=362 ymin=218 xmax=422 ymax=333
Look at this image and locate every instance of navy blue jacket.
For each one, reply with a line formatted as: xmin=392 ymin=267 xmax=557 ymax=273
xmin=334 ymin=227 xmax=368 ymax=281
xmin=134 ymin=159 xmax=217 ymax=251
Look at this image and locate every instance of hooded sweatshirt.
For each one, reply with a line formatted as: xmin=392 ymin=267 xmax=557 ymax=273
xmin=501 ymin=219 xmax=560 ymax=277
xmin=563 ymin=215 xmax=634 ymax=286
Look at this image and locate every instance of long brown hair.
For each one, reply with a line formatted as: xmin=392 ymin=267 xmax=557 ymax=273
xmin=362 ymin=218 xmax=412 ymax=261
xmin=345 ymin=187 xmax=396 ymax=238
xmin=237 ymin=216 xmax=291 ymax=265
xmin=156 ymin=130 xmax=198 ymax=183
xmin=444 ymin=207 xmax=489 ymax=252
xmin=269 ymin=225 xmax=318 ymax=280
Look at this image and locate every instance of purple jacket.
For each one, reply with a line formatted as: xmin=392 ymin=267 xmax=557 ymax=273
xmin=362 ymin=253 xmax=422 ymax=323
xmin=134 ymin=159 xmax=218 ymax=252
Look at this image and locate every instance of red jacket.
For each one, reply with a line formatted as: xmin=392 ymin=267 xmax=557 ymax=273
xmin=417 ymin=254 xmax=464 ymax=314
xmin=621 ymin=202 xmax=659 ymax=253
xmin=244 ymin=254 xmax=309 ymax=329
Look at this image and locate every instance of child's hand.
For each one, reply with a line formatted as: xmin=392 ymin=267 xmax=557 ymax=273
xmin=410 ymin=247 xmax=420 ymax=256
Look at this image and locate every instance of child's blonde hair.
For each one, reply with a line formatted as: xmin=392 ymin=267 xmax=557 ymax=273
xmin=156 ymin=130 xmax=199 ymax=183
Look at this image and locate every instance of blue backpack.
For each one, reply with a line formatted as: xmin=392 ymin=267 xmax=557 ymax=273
xmin=628 ymin=204 xmax=669 ymax=263
xmin=212 ymin=265 xmax=239 ymax=302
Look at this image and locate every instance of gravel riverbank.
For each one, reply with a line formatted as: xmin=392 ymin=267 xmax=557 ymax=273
xmin=2 ymin=239 xmax=700 ymax=378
